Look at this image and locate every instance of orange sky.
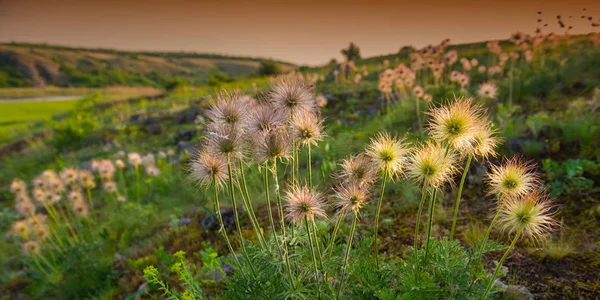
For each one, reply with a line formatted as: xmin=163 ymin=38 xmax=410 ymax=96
xmin=1 ymin=0 xmax=599 ymax=65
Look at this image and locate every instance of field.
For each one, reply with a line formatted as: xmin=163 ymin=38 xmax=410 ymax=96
xmin=0 ymin=32 xmax=599 ymax=300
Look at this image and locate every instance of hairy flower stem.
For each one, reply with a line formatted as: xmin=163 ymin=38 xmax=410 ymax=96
xmin=264 ymin=163 xmax=280 ymax=247
xmin=135 ymin=166 xmax=141 ymax=203
xmin=227 ymin=155 xmax=255 ymax=275
xmin=424 ymin=188 xmax=438 ymax=262
xmin=272 ymin=159 xmax=295 ymax=285
xmin=212 ymin=175 xmax=242 ymax=269
xmin=336 ymin=211 xmax=358 ymax=299
xmin=508 ymin=59 xmax=514 ymax=108
xmin=374 ymin=167 xmax=389 ymax=268
xmin=311 ymin=219 xmax=323 ymax=269
xmin=327 ymin=211 xmax=346 ymax=255
xmin=307 ymin=144 xmax=313 ymax=188
xmin=56 ymin=203 xmax=78 ymax=243
xmin=481 ymin=229 xmax=522 ymax=300
xmin=237 ymin=160 xmax=268 ymax=251
xmin=305 ymin=217 xmax=320 ymax=282
xmin=477 ymin=208 xmax=503 ymax=261
xmin=414 ymin=185 xmax=429 ymax=256
xmin=86 ymin=187 xmax=95 ymax=216
xmin=416 ymin=96 xmax=423 ymax=132
xmin=450 ymin=154 xmax=472 ymax=240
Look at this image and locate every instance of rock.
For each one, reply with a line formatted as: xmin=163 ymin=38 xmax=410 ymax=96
xmin=175 ymin=129 xmax=196 ymax=143
xmin=143 ymin=117 xmax=162 ymax=135
xmin=503 ymin=285 xmax=534 ymax=300
xmin=176 ymin=106 xmax=200 ymax=124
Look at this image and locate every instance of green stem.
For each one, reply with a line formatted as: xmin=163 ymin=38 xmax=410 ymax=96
xmin=135 ymin=166 xmax=141 ymax=203
xmin=237 ymin=160 xmax=268 ymax=251
xmin=264 ymin=163 xmax=279 ymax=246
xmin=272 ymin=158 xmax=295 ymax=285
xmin=327 ymin=211 xmax=346 ymax=255
xmin=311 ymin=219 xmax=323 ymax=269
xmin=424 ymin=188 xmax=438 ymax=262
xmin=212 ymin=175 xmax=242 ymax=269
xmin=305 ymin=217 xmax=320 ymax=282
xmin=477 ymin=208 xmax=503 ymax=261
xmin=336 ymin=211 xmax=358 ymax=299
xmin=374 ymin=168 xmax=389 ymax=268
xmin=481 ymin=229 xmax=522 ymax=300
xmin=227 ymin=154 xmax=255 ymax=275
xmin=307 ymin=143 xmax=312 ymax=188
xmin=414 ymin=184 xmax=428 ymax=254
xmin=86 ymin=187 xmax=95 ymax=216
xmin=450 ymin=154 xmax=472 ymax=240
xmin=32 ymin=256 xmax=50 ymax=276
xmin=416 ymin=96 xmax=422 ymax=132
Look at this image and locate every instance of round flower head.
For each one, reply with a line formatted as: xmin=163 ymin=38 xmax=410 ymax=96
xmin=205 ymin=126 xmax=245 ymax=160
xmin=10 ymin=179 xmax=27 ymax=194
xmin=477 ymin=82 xmax=499 ymax=99
xmin=206 ymin=90 xmax=249 ymax=132
xmin=444 ymin=50 xmax=458 ymax=65
xmin=291 ymin=111 xmax=324 ymax=147
xmin=334 ymin=183 xmax=371 ymax=214
xmin=60 ymin=168 xmax=79 ymax=185
xmin=141 ymin=154 xmax=155 ymax=167
xmin=72 ymin=201 xmax=89 ymax=217
xmin=115 ymin=159 xmax=125 ymax=169
xmin=365 ymin=132 xmax=410 ymax=179
xmin=284 ymin=185 xmax=327 ymax=223
xmin=103 ymin=181 xmax=118 ymax=194
xmin=12 ymin=220 xmax=30 ymax=238
xmin=97 ymin=160 xmax=115 ymax=180
xmin=41 ymin=170 xmax=58 ymax=183
xmin=128 ymin=152 xmax=142 ymax=167
xmin=34 ymin=226 xmax=50 ymax=240
xmin=145 ymin=164 xmax=161 ymax=177
xmin=32 ymin=188 xmax=45 ymax=203
xmin=427 ymin=96 xmax=483 ymax=151
xmin=413 ymin=85 xmax=424 ymax=98
xmin=498 ymin=191 xmax=556 ymax=245
xmin=487 ymin=157 xmax=539 ymax=199
xmin=78 ymin=170 xmax=96 ymax=189
xmin=406 ymin=141 xmax=458 ymax=188
xmin=469 ymin=123 xmax=500 ymax=159
xmin=14 ymin=192 xmax=31 ymax=203
xmin=68 ymin=190 xmax=84 ymax=204
xmin=27 ymin=214 xmax=47 ymax=228
xmin=21 ymin=241 xmax=41 ymax=256
xmin=338 ymin=154 xmax=377 ymax=186
xmin=16 ymin=200 xmax=36 ymax=216
xmin=190 ymin=151 xmax=229 ymax=188
xmin=46 ymin=177 xmax=64 ymax=193
xmin=316 ymin=95 xmax=328 ymax=107
xmin=269 ymin=76 xmax=315 ymax=117
xmin=254 ymin=128 xmax=291 ymax=163
xmin=246 ymin=104 xmax=286 ymax=136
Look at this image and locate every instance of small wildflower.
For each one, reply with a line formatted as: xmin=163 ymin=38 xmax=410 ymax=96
xmin=427 ymin=96 xmax=483 ymax=151
xmin=291 ymin=111 xmax=325 ymax=147
xmin=284 ymin=185 xmax=327 ymax=223
xmin=190 ymin=151 xmax=229 ymax=188
xmin=487 ymin=157 xmax=539 ymax=199
xmin=21 ymin=241 xmax=41 ymax=256
xmin=365 ymin=132 xmax=410 ymax=179
xmin=498 ymin=191 xmax=556 ymax=244
xmin=269 ymin=76 xmax=315 ymax=117
xmin=338 ymin=154 xmax=378 ymax=186
xmin=406 ymin=141 xmax=458 ymax=188
xmin=334 ymin=183 xmax=371 ymax=214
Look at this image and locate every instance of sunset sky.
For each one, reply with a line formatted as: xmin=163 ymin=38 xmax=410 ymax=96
xmin=1 ymin=0 xmax=599 ymax=65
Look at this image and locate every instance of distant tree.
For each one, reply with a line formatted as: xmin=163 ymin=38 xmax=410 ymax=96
xmin=399 ymin=45 xmax=416 ymax=53
xmin=257 ymin=60 xmax=282 ymax=76
xmin=341 ymin=42 xmax=361 ymax=62
xmin=328 ymin=58 xmax=338 ymax=65
xmin=164 ymin=78 xmax=188 ymax=92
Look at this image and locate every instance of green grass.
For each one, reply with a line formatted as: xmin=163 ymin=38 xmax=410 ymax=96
xmin=0 ymin=100 xmax=79 ymax=142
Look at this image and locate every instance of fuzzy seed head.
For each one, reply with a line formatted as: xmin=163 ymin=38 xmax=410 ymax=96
xmin=498 ymin=191 xmax=556 ymax=245
xmin=469 ymin=123 xmax=500 ymax=159
xmin=291 ymin=111 xmax=324 ymax=146
xmin=247 ymin=105 xmax=286 ymax=136
xmin=427 ymin=96 xmax=483 ymax=151
xmin=128 ymin=153 xmax=142 ymax=167
xmin=254 ymin=128 xmax=291 ymax=163
xmin=206 ymin=91 xmax=249 ymax=132
xmin=334 ymin=183 xmax=370 ymax=214
xmin=21 ymin=241 xmax=41 ymax=256
xmin=338 ymin=154 xmax=378 ymax=186
xmin=205 ymin=126 xmax=245 ymax=160
xmin=477 ymin=82 xmax=499 ymax=99
xmin=60 ymin=168 xmax=79 ymax=185
xmin=487 ymin=157 xmax=539 ymax=199
xmin=190 ymin=151 xmax=229 ymax=188
xmin=406 ymin=142 xmax=458 ymax=188
xmin=10 ymin=179 xmax=27 ymax=194
xmin=269 ymin=76 xmax=315 ymax=117
xmin=284 ymin=185 xmax=327 ymax=223
xmin=365 ymin=132 xmax=410 ymax=179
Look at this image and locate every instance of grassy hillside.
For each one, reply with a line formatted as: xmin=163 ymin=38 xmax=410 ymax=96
xmin=0 ymin=43 xmax=295 ymax=87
